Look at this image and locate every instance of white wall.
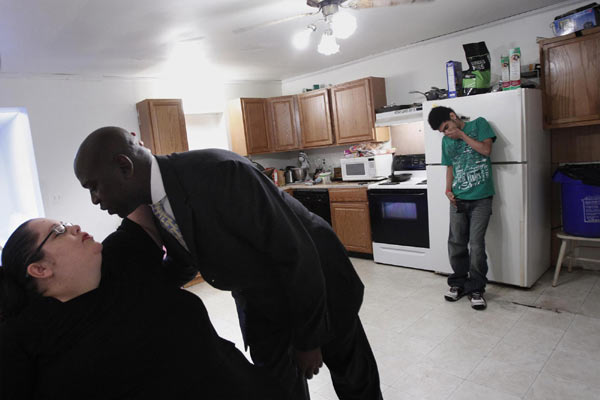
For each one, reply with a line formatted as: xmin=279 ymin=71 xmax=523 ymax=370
xmin=282 ymin=0 xmax=588 ymax=106
xmin=223 ymin=81 xmax=282 ymax=103
xmin=0 ymin=75 xmax=280 ymax=240
xmin=390 ymin=121 xmax=425 ymax=155
xmin=185 ymin=81 xmax=282 ymax=151
xmin=186 ymin=113 xmax=228 ymax=151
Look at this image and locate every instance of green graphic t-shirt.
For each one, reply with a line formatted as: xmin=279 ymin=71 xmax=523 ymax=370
xmin=441 ymin=117 xmax=496 ymax=200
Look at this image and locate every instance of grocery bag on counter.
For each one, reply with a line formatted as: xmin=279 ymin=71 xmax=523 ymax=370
xmin=462 ymin=41 xmax=491 ymax=95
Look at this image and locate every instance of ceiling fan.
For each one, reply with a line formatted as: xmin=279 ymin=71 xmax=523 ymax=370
xmin=308 ymin=0 xmax=433 ymax=11
xmin=233 ymin=0 xmax=434 ymax=55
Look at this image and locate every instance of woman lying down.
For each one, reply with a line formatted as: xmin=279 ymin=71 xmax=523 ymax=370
xmin=0 ymin=207 xmax=284 ymax=400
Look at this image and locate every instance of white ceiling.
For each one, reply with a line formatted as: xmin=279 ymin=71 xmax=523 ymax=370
xmin=0 ymin=0 xmax=573 ymax=81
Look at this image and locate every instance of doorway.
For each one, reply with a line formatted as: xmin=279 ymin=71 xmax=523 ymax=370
xmin=0 ymin=108 xmax=44 ymax=255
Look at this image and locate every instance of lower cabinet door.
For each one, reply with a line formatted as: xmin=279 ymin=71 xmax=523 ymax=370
xmin=330 ymin=201 xmax=372 ymax=254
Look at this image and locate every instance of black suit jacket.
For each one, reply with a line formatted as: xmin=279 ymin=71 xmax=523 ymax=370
xmin=155 ymin=149 xmax=364 ymax=351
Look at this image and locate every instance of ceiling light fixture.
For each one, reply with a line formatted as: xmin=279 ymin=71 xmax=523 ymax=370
xmin=291 ymin=3 xmax=356 ymax=56
xmin=292 ymin=24 xmax=317 ymax=49
xmin=239 ymin=0 xmax=433 ymax=55
xmin=331 ymin=10 xmax=356 ymax=39
xmin=317 ymin=29 xmax=340 ymax=55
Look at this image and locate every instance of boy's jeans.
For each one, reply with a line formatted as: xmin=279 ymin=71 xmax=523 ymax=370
xmin=447 ymin=197 xmax=493 ymax=294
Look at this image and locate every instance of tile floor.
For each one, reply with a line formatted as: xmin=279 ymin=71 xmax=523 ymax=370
xmin=187 ymin=259 xmax=600 ymax=400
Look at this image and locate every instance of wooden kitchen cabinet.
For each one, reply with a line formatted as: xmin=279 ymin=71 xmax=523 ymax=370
xmin=329 ymin=188 xmax=372 ymax=254
xmin=227 ymin=76 xmax=391 ymax=155
xmin=228 ymin=98 xmax=271 ymax=156
xmin=136 ymin=99 xmax=189 ymax=155
xmin=330 ymin=77 xmax=389 ymax=144
xmin=539 ymin=27 xmax=600 ymax=129
xmin=297 ymin=88 xmax=335 ymax=148
xmin=267 ymin=95 xmax=301 ymax=151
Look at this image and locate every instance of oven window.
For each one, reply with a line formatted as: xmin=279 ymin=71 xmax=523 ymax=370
xmin=346 ymin=163 xmax=365 ymax=176
xmin=382 ymin=202 xmax=417 ymax=220
xmin=368 ymin=188 xmax=429 ymax=248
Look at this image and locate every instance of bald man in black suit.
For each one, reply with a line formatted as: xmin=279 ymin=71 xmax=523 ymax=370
xmin=74 ymin=126 xmax=383 ymax=400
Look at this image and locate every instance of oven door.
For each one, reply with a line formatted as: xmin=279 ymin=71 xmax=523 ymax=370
xmin=368 ymin=188 xmax=430 ymax=248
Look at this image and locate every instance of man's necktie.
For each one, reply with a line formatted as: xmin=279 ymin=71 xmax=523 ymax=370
xmin=150 ymin=198 xmax=189 ymax=251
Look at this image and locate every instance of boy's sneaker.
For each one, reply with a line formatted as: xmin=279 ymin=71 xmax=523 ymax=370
xmin=444 ymin=286 xmax=464 ymax=302
xmin=469 ymin=292 xmax=487 ymax=310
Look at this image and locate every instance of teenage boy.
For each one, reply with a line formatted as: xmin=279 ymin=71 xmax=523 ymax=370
xmin=427 ymin=106 xmax=496 ymax=310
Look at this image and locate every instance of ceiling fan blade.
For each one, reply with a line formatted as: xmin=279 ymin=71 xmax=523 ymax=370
xmin=345 ymin=0 xmax=433 ymax=8
xmin=178 ymin=35 xmax=206 ymax=43
xmin=233 ymin=12 xmax=315 ymax=34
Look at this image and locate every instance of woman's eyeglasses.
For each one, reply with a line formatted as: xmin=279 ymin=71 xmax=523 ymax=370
xmin=24 ymin=222 xmax=72 ymax=273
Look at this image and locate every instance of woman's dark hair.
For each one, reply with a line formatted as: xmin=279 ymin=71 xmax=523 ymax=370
xmin=0 ymin=220 xmax=43 ymax=322
xmin=427 ymin=106 xmax=455 ymax=131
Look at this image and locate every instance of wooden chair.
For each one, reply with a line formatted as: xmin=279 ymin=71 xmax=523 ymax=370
xmin=553 ymin=231 xmax=600 ymax=287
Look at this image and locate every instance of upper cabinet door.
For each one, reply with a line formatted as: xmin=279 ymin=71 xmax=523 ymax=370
xmin=540 ymin=27 xmax=600 ymax=129
xmin=136 ymin=99 xmax=189 ymax=155
xmin=268 ymin=95 xmax=300 ymax=151
xmin=241 ymin=98 xmax=271 ymax=154
xmin=331 ymin=77 xmax=387 ymax=144
xmin=297 ymin=88 xmax=335 ymax=148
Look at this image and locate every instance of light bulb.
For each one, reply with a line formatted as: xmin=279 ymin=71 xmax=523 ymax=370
xmin=318 ymin=30 xmax=340 ymax=55
xmin=292 ymin=26 xmax=314 ymax=50
xmin=331 ymin=10 xmax=356 ymax=39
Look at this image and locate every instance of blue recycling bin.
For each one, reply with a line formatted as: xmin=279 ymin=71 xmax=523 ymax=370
xmin=553 ymin=165 xmax=600 ymax=237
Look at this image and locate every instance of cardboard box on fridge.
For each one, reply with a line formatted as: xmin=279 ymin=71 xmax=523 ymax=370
xmin=501 ymin=55 xmax=511 ymax=91
xmin=552 ymin=3 xmax=599 ymax=36
xmin=509 ymin=47 xmax=521 ymax=89
xmin=445 ymin=61 xmax=463 ymax=98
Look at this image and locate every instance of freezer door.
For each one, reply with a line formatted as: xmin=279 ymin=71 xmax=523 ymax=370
xmin=427 ymin=164 xmax=529 ymax=286
xmin=424 ymin=89 xmax=527 ymax=164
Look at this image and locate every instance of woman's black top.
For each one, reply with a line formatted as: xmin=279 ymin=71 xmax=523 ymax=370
xmin=0 ymin=219 xmax=282 ymax=399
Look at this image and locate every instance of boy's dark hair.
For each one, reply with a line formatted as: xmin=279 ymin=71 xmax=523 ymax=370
xmin=427 ymin=106 xmax=455 ymax=131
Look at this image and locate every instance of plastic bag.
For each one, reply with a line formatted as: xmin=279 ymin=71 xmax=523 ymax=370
xmin=462 ymin=41 xmax=491 ymax=95
xmin=554 ymin=164 xmax=600 ymax=187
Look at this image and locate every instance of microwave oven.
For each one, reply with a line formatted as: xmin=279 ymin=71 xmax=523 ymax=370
xmin=340 ymin=154 xmax=393 ymax=181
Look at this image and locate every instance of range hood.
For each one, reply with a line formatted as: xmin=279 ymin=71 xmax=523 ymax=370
xmin=375 ymin=106 xmax=423 ymax=126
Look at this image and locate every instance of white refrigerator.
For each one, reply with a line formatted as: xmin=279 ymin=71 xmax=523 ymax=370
xmin=424 ymin=89 xmax=551 ymax=287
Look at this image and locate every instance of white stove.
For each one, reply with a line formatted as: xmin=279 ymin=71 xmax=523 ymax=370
xmin=367 ymin=162 xmax=432 ymax=271
xmin=368 ymin=169 xmax=428 ymax=190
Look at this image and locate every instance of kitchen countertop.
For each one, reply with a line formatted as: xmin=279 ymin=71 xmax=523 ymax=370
xmin=282 ymin=181 xmax=375 ymax=190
